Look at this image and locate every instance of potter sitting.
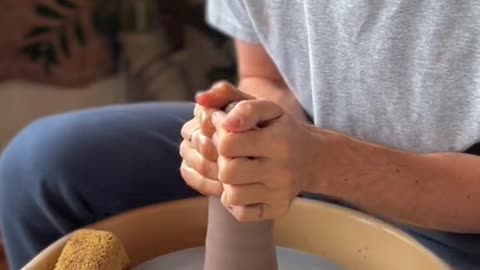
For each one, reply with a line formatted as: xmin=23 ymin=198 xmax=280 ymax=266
xmin=1 ymin=1 xmax=480 ymax=270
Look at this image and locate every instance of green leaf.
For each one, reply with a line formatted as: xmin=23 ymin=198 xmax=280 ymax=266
xmin=59 ymin=26 xmax=70 ymax=57
xmin=92 ymin=0 xmax=121 ymax=36
xmin=43 ymin=44 xmax=58 ymax=75
xmin=25 ymin=26 xmax=52 ymax=38
xmin=20 ymin=42 xmax=59 ymax=76
xmin=19 ymin=43 xmax=44 ymax=61
xmin=45 ymin=45 xmax=58 ymax=65
xmin=74 ymin=17 xmax=86 ymax=45
xmin=55 ymin=0 xmax=76 ymax=10
xmin=43 ymin=59 xmax=53 ymax=75
xmin=35 ymin=4 xmax=63 ymax=20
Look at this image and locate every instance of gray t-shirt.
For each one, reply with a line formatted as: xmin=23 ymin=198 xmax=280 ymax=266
xmin=207 ymin=1 xmax=480 ymax=269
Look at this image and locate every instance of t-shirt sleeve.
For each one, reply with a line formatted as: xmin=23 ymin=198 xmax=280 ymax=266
xmin=206 ymin=0 xmax=260 ymax=44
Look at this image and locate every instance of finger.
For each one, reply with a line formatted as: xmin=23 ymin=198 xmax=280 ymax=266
xmin=221 ymin=100 xmax=284 ymax=132
xmin=181 ymin=119 xmax=199 ymax=140
xmin=194 ymin=104 xmax=203 ymax=118
xmin=196 ymin=81 xmax=254 ymax=109
xmin=215 ymin=128 xmax=274 ymax=158
xmin=180 ymin=140 xmax=218 ymax=179
xmin=210 ymin=111 xmax=228 ymax=135
xmin=227 ymin=204 xmax=276 ymax=222
xmin=198 ymin=107 xmax=220 ymax=137
xmin=218 ymin=156 xmax=266 ymax=185
xmin=180 ymin=160 xmax=222 ymax=196
xmin=221 ymin=183 xmax=272 ymax=206
xmin=191 ymin=132 xmax=218 ymax=161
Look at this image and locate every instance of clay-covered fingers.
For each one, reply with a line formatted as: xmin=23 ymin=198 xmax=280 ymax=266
xmin=180 ymin=159 xmax=222 ymax=197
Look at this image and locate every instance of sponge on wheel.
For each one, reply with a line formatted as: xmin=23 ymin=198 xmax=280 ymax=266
xmin=54 ymin=229 xmax=129 ymax=270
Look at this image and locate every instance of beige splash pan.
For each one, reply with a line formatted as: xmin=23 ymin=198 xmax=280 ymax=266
xmin=23 ymin=197 xmax=451 ymax=270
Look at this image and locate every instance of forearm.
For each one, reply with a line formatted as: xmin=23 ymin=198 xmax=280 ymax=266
xmin=238 ymin=77 xmax=309 ymax=123
xmin=307 ymin=128 xmax=480 ymax=233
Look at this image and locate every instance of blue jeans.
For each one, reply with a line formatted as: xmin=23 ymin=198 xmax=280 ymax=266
xmin=0 ymin=103 xmax=478 ymax=269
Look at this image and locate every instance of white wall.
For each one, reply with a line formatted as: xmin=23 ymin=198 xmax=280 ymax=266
xmin=0 ymin=75 xmax=128 ymax=150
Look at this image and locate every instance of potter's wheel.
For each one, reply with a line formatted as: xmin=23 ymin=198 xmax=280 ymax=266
xmin=133 ymin=246 xmax=343 ymax=270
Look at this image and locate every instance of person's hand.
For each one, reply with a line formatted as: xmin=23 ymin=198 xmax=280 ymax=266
xmin=195 ymin=81 xmax=255 ymax=136
xmin=179 ymin=82 xmax=253 ymax=196
xmin=210 ymin=99 xmax=317 ymax=222
xmin=180 ymin=117 xmax=222 ymax=196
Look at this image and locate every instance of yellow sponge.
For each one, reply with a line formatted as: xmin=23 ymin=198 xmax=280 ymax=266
xmin=54 ymin=229 xmax=129 ymax=270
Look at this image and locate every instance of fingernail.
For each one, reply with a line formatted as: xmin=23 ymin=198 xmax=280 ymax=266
xmin=226 ymin=115 xmax=242 ymax=129
xmin=195 ymin=90 xmax=205 ymax=99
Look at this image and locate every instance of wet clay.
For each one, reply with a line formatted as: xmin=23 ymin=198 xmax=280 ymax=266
xmin=202 ymin=101 xmax=277 ymax=270
xmin=203 ymin=197 xmax=278 ymax=270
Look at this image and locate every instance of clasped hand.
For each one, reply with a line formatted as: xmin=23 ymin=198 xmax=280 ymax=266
xmin=180 ymin=82 xmax=316 ymax=222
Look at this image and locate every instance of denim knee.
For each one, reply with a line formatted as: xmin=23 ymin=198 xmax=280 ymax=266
xmin=0 ymin=113 xmax=96 ymax=235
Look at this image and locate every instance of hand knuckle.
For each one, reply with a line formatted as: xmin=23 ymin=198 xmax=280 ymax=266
xmin=201 ymin=121 xmax=215 ymax=136
xmin=197 ymin=142 xmax=207 ymax=156
xmin=197 ymin=159 xmax=210 ymax=176
xmin=218 ymin=159 xmax=234 ymax=184
xmin=218 ymin=133 xmax=236 ymax=156
xmin=194 ymin=104 xmax=201 ymax=117
xmin=180 ymin=123 xmax=190 ymax=139
xmin=198 ymin=140 xmax=216 ymax=160
xmin=179 ymin=141 xmax=185 ymax=158
xmin=196 ymin=176 xmax=207 ymax=191
xmin=180 ymin=163 xmax=188 ymax=178
xmin=180 ymin=165 xmax=194 ymax=187
xmin=227 ymin=188 xmax=241 ymax=205
xmin=218 ymin=169 xmax=227 ymax=184
xmin=235 ymin=207 xmax=249 ymax=222
xmin=199 ymin=110 xmax=209 ymax=123
xmin=220 ymin=193 xmax=229 ymax=207
xmin=237 ymin=100 xmax=254 ymax=114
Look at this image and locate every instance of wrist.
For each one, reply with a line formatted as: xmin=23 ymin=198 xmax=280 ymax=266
xmin=304 ymin=127 xmax=373 ymax=197
xmin=305 ymin=128 xmax=421 ymax=202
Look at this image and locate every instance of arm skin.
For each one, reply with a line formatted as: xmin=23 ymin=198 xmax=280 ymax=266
xmin=234 ymin=41 xmax=309 ymax=123
xmin=235 ymin=40 xmax=480 ymax=233
xmin=308 ymin=130 xmax=480 ymax=233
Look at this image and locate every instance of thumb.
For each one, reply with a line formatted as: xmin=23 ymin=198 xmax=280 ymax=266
xmin=196 ymin=81 xmax=254 ymax=109
xmin=219 ymin=100 xmax=284 ymax=132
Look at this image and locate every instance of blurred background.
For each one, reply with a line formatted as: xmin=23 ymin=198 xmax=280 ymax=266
xmin=0 ymin=1 xmax=233 ymax=268
xmin=0 ymin=0 xmax=236 ymax=150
